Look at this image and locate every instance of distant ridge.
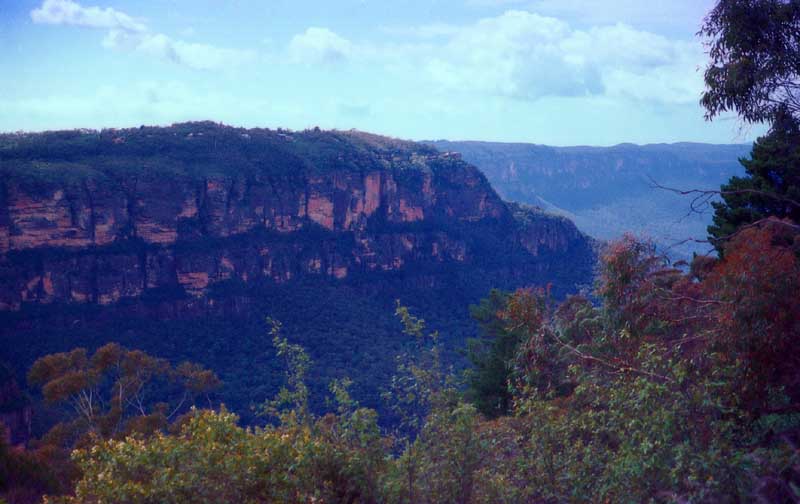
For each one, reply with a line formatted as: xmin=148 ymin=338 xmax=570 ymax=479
xmin=427 ymin=139 xmax=752 ymax=257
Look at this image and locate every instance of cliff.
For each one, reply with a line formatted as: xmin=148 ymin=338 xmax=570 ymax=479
xmin=428 ymin=140 xmax=750 ymax=258
xmin=0 ymin=122 xmax=594 ymax=420
xmin=0 ymin=123 xmax=590 ymax=311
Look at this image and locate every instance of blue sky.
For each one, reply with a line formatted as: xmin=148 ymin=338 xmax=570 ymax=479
xmin=0 ymin=0 xmax=766 ymax=145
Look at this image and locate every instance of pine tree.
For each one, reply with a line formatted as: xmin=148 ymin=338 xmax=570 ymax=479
xmin=708 ymin=112 xmax=800 ymax=249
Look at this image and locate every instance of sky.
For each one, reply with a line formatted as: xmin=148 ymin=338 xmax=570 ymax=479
xmin=0 ymin=0 xmax=767 ymax=145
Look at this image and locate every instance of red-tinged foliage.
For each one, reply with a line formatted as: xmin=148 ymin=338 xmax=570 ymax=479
xmin=595 ymin=235 xmax=694 ymax=347
xmin=498 ymin=287 xmax=549 ymax=334
xmin=596 ymin=234 xmax=664 ymax=314
xmin=0 ymin=439 xmax=72 ymax=504
xmin=510 ymin=222 xmax=800 ymax=416
xmin=705 ymin=219 xmax=800 ymax=408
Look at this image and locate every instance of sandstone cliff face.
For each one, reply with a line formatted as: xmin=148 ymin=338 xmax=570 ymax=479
xmin=0 ymin=124 xmax=590 ymax=311
xmin=508 ymin=202 xmax=586 ymax=257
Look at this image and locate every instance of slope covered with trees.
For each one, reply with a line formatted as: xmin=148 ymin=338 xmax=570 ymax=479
xmin=6 ymin=217 xmax=796 ymax=503
xmin=0 ymin=123 xmax=595 ymax=429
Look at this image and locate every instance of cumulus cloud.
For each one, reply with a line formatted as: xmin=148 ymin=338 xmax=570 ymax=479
xmin=102 ymin=30 xmax=257 ymax=70
xmin=421 ymin=11 xmax=704 ymax=102
xmin=292 ymin=10 xmax=704 ymax=105
xmin=30 ymin=0 xmax=146 ymax=32
xmin=468 ymin=0 xmax=714 ymax=30
xmin=31 ymin=0 xmax=255 ymax=71
xmin=289 ymin=27 xmax=355 ymax=65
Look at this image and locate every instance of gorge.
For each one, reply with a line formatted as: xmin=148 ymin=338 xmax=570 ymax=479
xmin=0 ymin=122 xmax=595 ymax=420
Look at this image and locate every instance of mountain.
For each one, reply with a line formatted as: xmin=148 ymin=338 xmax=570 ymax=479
xmin=0 ymin=122 xmax=594 ymax=422
xmin=427 ymin=140 xmax=752 ymax=258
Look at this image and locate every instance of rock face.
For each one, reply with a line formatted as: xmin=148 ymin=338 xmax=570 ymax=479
xmin=0 ymin=123 xmax=592 ymax=312
xmin=428 ymin=140 xmax=751 ymax=258
xmin=0 ymin=123 xmax=597 ymax=423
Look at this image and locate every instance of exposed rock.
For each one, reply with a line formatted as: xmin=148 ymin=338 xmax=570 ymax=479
xmin=0 ymin=123 xmax=594 ymax=311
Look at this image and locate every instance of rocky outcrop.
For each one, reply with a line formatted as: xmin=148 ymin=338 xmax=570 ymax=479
xmin=0 ymin=123 xmax=592 ymax=311
xmin=509 ymin=202 xmax=586 ymax=257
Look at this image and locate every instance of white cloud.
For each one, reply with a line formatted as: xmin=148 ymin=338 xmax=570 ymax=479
xmin=102 ymin=30 xmax=257 ymax=71
xmin=31 ymin=0 xmax=146 ymax=32
xmin=31 ymin=0 xmax=255 ymax=71
xmin=468 ymin=0 xmax=716 ymax=31
xmin=420 ymin=11 xmax=705 ymax=102
xmin=288 ymin=27 xmax=355 ymax=65
xmin=292 ymin=10 xmax=704 ymax=105
xmin=0 ymin=81 xmax=271 ymax=132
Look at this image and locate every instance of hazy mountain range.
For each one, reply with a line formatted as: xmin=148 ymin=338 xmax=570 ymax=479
xmin=428 ymin=140 xmax=752 ymax=258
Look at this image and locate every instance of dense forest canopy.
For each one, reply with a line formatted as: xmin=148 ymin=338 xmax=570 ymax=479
xmin=0 ymin=122 xmax=440 ymax=187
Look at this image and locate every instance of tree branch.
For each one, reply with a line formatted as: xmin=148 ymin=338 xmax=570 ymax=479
xmin=648 ymin=177 xmax=800 ymax=210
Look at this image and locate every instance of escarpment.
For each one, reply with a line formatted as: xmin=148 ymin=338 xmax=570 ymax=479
xmin=0 ymin=123 xmax=593 ymax=312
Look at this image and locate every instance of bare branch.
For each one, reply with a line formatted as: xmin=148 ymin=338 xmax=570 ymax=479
xmin=545 ymin=328 xmax=676 ymax=384
xmin=647 ymin=177 xmax=800 ymax=210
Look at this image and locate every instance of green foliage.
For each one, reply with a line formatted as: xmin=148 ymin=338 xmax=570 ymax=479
xmin=47 ymin=408 xmax=301 ymax=504
xmin=32 ymin=231 xmax=800 ymax=502
xmin=464 ymin=290 xmax=524 ymax=418
xmin=47 ymin=319 xmax=392 ymax=504
xmin=700 ymin=0 xmax=800 ymax=124
xmin=512 ymin=347 xmax=763 ymax=502
xmin=708 ymin=115 xmax=800 ymax=248
xmin=259 ymin=318 xmax=312 ymax=427
xmin=0 ymin=122 xmax=439 ymax=191
xmin=27 ymin=343 xmax=220 ymax=446
xmin=382 ymin=302 xmax=455 ymax=441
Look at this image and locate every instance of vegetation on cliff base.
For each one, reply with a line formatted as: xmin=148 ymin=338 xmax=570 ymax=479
xmin=2 ymin=216 xmax=795 ymax=503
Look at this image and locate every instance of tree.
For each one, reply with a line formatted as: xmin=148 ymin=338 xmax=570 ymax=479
xmin=503 ymin=234 xmax=800 ymax=502
xmin=708 ymin=113 xmax=800 ymax=246
xmin=464 ymin=290 xmax=526 ymax=418
xmin=705 ymin=220 xmax=800 ymax=411
xmin=258 ymin=318 xmax=312 ymax=428
xmin=47 ymin=409 xmax=301 ymax=504
xmin=27 ymin=343 xmax=220 ymax=445
xmin=258 ymin=318 xmax=389 ymax=504
xmin=700 ymin=0 xmax=800 ymax=124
